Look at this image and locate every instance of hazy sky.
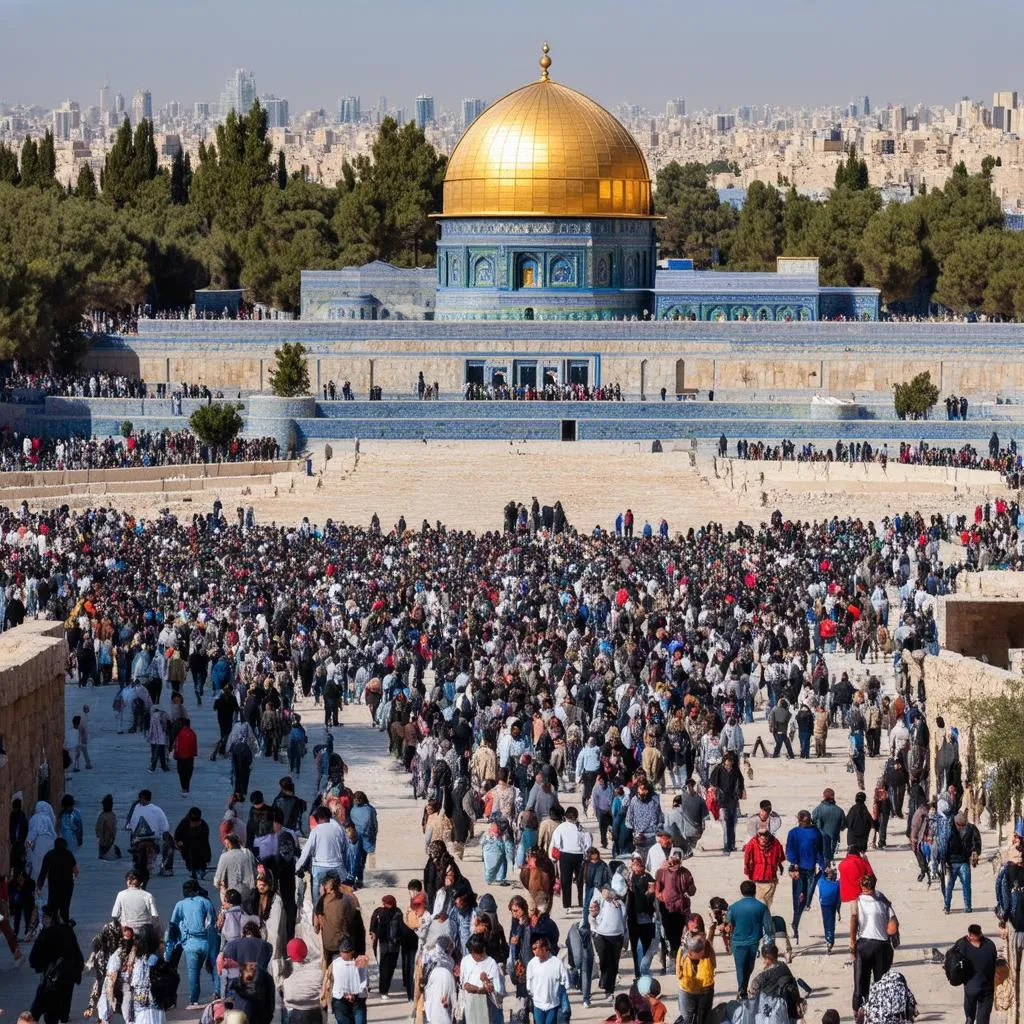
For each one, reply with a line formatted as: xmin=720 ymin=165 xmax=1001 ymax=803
xmin=1 ymin=0 xmax=1021 ymax=114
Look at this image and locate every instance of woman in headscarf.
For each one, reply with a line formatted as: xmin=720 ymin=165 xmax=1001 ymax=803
xmin=424 ymin=839 xmax=457 ymax=910
xmin=369 ymin=894 xmax=405 ymax=998
xmin=861 ymin=967 xmax=917 ymax=1024
xmin=423 ymin=933 xmax=457 ymax=1024
xmin=26 ymin=800 xmax=57 ymax=880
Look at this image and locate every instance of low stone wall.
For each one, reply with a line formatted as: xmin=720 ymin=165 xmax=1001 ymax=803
xmin=0 ymin=621 xmax=67 ymax=873
xmin=0 ymin=460 xmax=301 ymax=489
xmin=923 ymin=649 xmax=1018 ymax=774
xmin=714 ymin=457 xmax=1007 ymax=491
xmin=959 ymin=572 xmax=1024 ymax=598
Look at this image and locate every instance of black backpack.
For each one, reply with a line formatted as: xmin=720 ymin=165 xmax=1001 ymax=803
xmin=944 ymin=942 xmax=969 ymax=987
xmin=148 ymin=959 xmax=180 ymax=1010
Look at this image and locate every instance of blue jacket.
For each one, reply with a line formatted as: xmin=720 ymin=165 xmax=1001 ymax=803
xmin=785 ymin=825 xmax=825 ymax=872
xmin=817 ymin=876 xmax=840 ymax=909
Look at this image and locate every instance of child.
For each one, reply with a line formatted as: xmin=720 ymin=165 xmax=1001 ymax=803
xmin=817 ymin=865 xmax=841 ymax=954
xmin=872 ymin=780 xmax=891 ymax=850
xmin=343 ymin=822 xmax=366 ymax=885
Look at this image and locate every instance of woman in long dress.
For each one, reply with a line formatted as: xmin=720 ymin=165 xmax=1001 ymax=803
xmin=26 ymin=800 xmax=57 ymax=879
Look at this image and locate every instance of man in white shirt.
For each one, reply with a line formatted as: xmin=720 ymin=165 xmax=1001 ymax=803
xmin=645 ymin=829 xmax=674 ymax=875
xmin=329 ymin=938 xmax=368 ymax=1021
xmin=549 ymin=807 xmax=590 ymax=911
xmin=295 ymin=806 xmax=350 ymax=894
xmin=459 ymin=935 xmax=504 ymax=1019
xmin=125 ymin=790 xmax=170 ymax=875
xmin=525 ymin=936 xmax=569 ymax=1021
xmin=110 ymin=870 xmax=160 ymax=931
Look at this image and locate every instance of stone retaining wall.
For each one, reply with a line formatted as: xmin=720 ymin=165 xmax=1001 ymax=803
xmin=0 ymin=621 xmax=67 ymax=873
xmin=713 ymin=457 xmax=1007 ymax=491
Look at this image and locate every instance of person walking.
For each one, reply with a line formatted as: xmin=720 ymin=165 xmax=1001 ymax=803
xmin=785 ymin=810 xmax=826 ymax=943
xmin=525 ymin=935 xmax=569 ymax=1024
xmin=173 ymin=717 xmax=199 ymax=796
xmin=743 ymin=826 xmax=786 ymax=909
xmin=849 ymin=872 xmax=898 ymax=1015
xmin=768 ymin=700 xmax=795 ymax=759
xmin=37 ymin=837 xmax=78 ymax=925
xmin=589 ymin=885 xmax=627 ymax=1001
xmin=147 ymin=705 xmax=171 ymax=773
xmin=709 ymin=751 xmax=745 ymax=854
xmin=950 ymin=923 xmax=997 ymax=1024
xmin=675 ymin=932 xmax=716 ymax=1024
xmin=327 ymin=937 xmax=369 ymax=1024
xmin=29 ymin=903 xmax=85 ymax=1024
xmin=812 ymin=788 xmax=847 ymax=866
xmin=281 ymin=937 xmax=326 ymax=1024
xmin=725 ymin=880 xmax=774 ymax=999
xmin=368 ymin=895 xmax=404 ymax=1000
xmin=944 ymin=811 xmax=982 ymax=914
xmin=550 ymin=806 xmax=588 ymax=910
xmin=168 ymin=878 xmax=215 ymax=1009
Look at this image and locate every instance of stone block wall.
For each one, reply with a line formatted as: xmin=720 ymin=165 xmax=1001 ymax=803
xmin=0 ymin=621 xmax=67 ymax=873
xmin=936 ymin=597 xmax=1024 ymax=668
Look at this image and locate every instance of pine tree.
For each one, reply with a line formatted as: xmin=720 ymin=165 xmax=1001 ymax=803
xmin=19 ymin=136 xmax=39 ymax=187
xmin=0 ymin=142 xmax=20 ymax=185
xmin=277 ymin=150 xmax=287 ymax=190
xmin=268 ymin=342 xmax=310 ymax=397
xmin=170 ymin=148 xmax=188 ymax=204
xmin=37 ymin=130 xmax=56 ymax=183
xmin=75 ymin=163 xmax=98 ymax=199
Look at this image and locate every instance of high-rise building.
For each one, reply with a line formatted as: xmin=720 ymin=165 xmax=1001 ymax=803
xmin=114 ymin=92 xmax=125 ymax=116
xmin=219 ymin=68 xmax=257 ymax=119
xmin=99 ymin=84 xmax=110 ymax=119
xmin=263 ymin=95 xmax=290 ymax=128
xmin=994 ymin=90 xmax=1018 ymax=112
xmin=415 ymin=95 xmax=435 ymax=130
xmin=52 ymin=105 xmax=72 ymax=141
xmin=194 ymin=102 xmax=210 ymax=120
xmin=993 ymin=91 xmax=1018 ymax=133
xmin=863 ymin=95 xmax=871 ymax=117
xmin=165 ymin=100 xmax=180 ymax=120
xmin=665 ymin=97 xmax=685 ymax=117
xmin=462 ymin=97 xmax=485 ymax=128
xmin=337 ymin=95 xmax=361 ymax=123
xmin=131 ymin=89 xmax=152 ymax=125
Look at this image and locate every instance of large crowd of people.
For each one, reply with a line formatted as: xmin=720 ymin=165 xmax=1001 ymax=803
xmin=0 ymin=431 xmax=281 ymax=472
xmin=723 ymin=437 xmax=1024 ymax=488
xmin=2 ymin=492 xmax=1021 ymax=1024
xmin=465 ymin=382 xmax=624 ymax=402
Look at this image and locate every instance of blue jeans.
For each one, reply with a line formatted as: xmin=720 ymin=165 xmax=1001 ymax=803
xmin=944 ymin=861 xmax=972 ymax=911
xmin=289 ymin=740 xmax=304 ymax=775
xmin=312 ymin=864 xmax=341 ymax=898
xmin=482 ymin=843 xmax=507 ymax=883
xmin=332 ymin=997 xmax=367 ymax=1024
xmin=532 ymin=1008 xmax=557 ymax=1024
xmin=285 ymin=1012 xmax=324 ymax=1024
xmin=821 ymin=903 xmax=838 ymax=945
xmin=822 ymin=833 xmax=837 ymax=865
xmin=722 ymin=805 xmax=739 ymax=852
xmin=733 ymin=943 xmax=758 ymax=996
xmin=183 ymin=939 xmax=210 ymax=1004
xmin=791 ymin=868 xmax=816 ymax=932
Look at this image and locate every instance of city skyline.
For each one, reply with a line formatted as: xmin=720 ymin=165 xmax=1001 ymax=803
xmin=3 ymin=0 xmax=1024 ymax=115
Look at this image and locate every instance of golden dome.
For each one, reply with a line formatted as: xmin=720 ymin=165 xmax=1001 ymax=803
xmin=441 ymin=45 xmax=653 ymax=219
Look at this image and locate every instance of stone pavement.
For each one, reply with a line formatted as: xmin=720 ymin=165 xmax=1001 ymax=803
xmin=0 ymin=665 xmax=997 ymax=1023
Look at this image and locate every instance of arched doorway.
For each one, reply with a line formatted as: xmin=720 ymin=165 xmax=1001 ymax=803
xmin=675 ymin=359 xmax=685 ymax=394
xmin=524 ymin=307 xmax=534 ymax=321
xmin=518 ymin=256 xmax=540 ymax=288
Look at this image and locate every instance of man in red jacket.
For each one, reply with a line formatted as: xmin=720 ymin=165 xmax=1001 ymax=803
xmin=743 ymin=826 xmax=786 ymax=909
xmin=173 ymin=717 xmax=199 ymax=795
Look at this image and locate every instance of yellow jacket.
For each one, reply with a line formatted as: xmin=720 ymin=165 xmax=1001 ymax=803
xmin=676 ymin=946 xmax=716 ymax=993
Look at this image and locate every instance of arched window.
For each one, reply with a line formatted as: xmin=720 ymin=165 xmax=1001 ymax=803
xmin=518 ymin=255 xmax=540 ymax=288
xmin=596 ymin=255 xmax=611 ymax=287
xmin=550 ymin=257 xmax=573 ymax=286
xmin=473 ymin=257 xmax=494 ymax=286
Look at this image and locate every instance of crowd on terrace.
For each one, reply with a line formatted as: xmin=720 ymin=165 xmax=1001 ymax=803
xmin=465 ymin=382 xmax=625 ymax=402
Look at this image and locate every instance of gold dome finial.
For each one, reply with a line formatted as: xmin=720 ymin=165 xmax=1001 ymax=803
xmin=539 ymin=42 xmax=551 ymax=81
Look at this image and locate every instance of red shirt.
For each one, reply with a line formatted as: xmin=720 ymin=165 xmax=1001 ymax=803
xmin=838 ymin=852 xmax=873 ymax=902
xmin=173 ymin=726 xmax=199 ymax=759
xmin=743 ymin=834 xmax=786 ymax=883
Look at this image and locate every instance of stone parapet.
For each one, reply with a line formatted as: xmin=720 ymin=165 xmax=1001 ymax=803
xmin=0 ymin=621 xmax=67 ymax=873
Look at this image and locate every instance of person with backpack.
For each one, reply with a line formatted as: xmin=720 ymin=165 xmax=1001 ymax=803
xmin=287 ymin=717 xmax=308 ymax=777
xmin=748 ymin=942 xmax=802 ymax=1023
xmin=946 ymin=923 xmax=997 ymax=1024
xmin=28 ymin=903 xmax=85 ymax=1024
xmin=128 ymin=924 xmax=178 ymax=1022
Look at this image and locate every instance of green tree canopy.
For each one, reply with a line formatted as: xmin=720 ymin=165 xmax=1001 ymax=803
xmin=835 ymin=145 xmax=869 ymax=190
xmin=75 ymin=163 xmax=98 ymax=200
xmin=728 ymin=180 xmax=784 ymax=271
xmin=268 ymin=341 xmax=311 ymax=396
xmin=893 ymin=370 xmax=939 ymax=419
xmin=859 ymin=200 xmax=931 ymax=303
xmin=654 ymin=161 xmax=737 ymax=267
xmin=189 ymin=401 xmax=244 ymax=449
xmin=332 ymin=117 xmax=445 ymax=267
